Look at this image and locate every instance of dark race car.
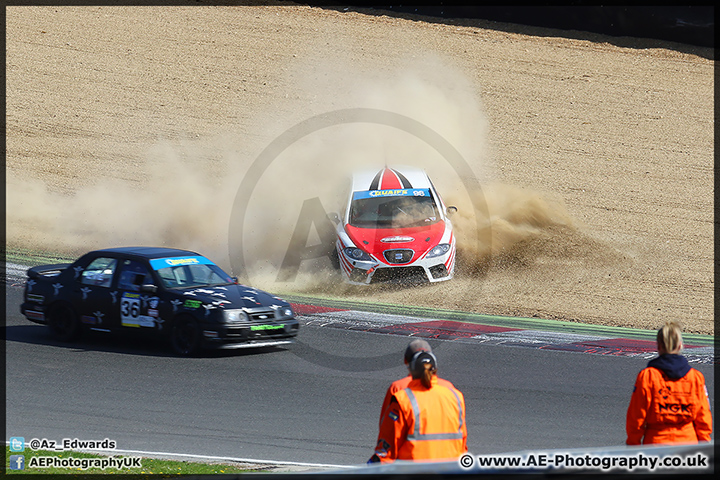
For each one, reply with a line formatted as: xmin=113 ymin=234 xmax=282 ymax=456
xmin=20 ymin=246 xmax=299 ymax=356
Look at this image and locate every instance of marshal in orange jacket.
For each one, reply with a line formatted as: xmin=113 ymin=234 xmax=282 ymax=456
xmin=626 ymin=354 xmax=712 ymax=445
xmin=372 ymin=376 xmax=468 ymax=462
xmin=378 ymin=375 xmax=457 ymax=429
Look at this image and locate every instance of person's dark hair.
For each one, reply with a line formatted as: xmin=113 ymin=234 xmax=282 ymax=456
xmin=404 ymin=339 xmax=432 ymax=364
xmin=409 ymin=351 xmax=437 ymax=388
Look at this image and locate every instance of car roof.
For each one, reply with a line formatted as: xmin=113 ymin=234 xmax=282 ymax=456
xmin=92 ymin=246 xmax=201 ymax=259
xmin=351 ymin=166 xmax=432 ymax=193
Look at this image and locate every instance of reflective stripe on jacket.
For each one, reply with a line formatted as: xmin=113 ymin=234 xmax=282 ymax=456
xmin=379 ymin=375 xmax=456 ymax=429
xmin=373 ymin=376 xmax=467 ymax=462
xmin=626 ymin=366 xmax=712 ymax=445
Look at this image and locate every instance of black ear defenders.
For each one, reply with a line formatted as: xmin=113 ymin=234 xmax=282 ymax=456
xmin=410 ymin=350 xmax=438 ymax=373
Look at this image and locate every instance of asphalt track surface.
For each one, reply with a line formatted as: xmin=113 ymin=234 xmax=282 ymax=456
xmin=5 ymin=284 xmax=715 ymax=467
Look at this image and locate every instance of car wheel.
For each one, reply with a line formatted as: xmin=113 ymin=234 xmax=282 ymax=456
xmin=48 ymin=304 xmax=80 ymax=342
xmin=171 ymin=316 xmax=201 ymax=356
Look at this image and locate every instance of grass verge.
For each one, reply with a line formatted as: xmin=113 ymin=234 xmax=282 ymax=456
xmin=5 ymin=246 xmax=77 ymax=267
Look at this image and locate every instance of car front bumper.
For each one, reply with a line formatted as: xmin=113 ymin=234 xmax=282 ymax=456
xmin=20 ymin=301 xmax=47 ymax=324
xmin=337 ymin=248 xmax=455 ymax=285
xmin=200 ymin=319 xmax=300 ymax=349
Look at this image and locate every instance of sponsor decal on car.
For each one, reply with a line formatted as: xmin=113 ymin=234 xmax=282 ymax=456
xmin=148 ymin=256 xmax=213 ymax=270
xmin=147 ymin=297 xmax=160 ymax=317
xmin=250 ymin=324 xmax=284 ymax=331
xmin=183 ymin=299 xmax=202 ymax=309
xmin=352 ymin=188 xmax=430 ymax=200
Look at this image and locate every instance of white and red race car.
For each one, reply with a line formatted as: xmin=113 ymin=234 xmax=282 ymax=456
xmin=333 ymin=166 xmax=457 ymax=285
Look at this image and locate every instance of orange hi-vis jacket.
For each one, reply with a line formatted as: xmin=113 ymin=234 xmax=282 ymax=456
xmin=626 ymin=355 xmax=712 ymax=445
xmin=379 ymin=375 xmax=456 ymax=429
xmin=373 ymin=376 xmax=467 ymax=462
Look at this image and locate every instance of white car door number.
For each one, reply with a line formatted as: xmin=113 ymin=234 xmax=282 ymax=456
xmin=121 ymin=292 xmax=154 ymax=327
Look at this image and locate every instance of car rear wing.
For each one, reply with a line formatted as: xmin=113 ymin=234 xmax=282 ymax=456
xmin=27 ymin=263 xmax=72 ymax=279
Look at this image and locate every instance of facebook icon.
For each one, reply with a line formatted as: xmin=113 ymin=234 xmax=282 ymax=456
xmin=10 ymin=455 xmax=25 ymax=470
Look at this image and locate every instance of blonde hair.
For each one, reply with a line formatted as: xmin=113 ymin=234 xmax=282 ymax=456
xmin=657 ymin=320 xmax=683 ymax=354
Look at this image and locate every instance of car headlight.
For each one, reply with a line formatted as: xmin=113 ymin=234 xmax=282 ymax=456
xmin=275 ymin=306 xmax=294 ymax=319
xmin=426 ymin=244 xmax=451 ymax=258
xmin=343 ymin=247 xmax=372 ymax=261
xmin=222 ymin=309 xmax=249 ymax=324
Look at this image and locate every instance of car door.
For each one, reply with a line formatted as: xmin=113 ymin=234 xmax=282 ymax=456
xmin=74 ymin=255 xmax=120 ymax=330
xmin=115 ymin=258 xmax=160 ymax=330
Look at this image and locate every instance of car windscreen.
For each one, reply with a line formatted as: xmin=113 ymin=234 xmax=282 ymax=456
xmin=349 ymin=188 xmax=439 ymax=228
xmin=149 ymin=256 xmax=234 ymax=289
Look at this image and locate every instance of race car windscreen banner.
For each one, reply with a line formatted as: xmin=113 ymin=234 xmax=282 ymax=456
xmin=149 ymin=256 xmax=215 ymax=270
xmin=353 ymin=188 xmax=431 ymax=200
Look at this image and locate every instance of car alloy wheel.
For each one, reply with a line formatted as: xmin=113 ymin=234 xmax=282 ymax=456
xmin=171 ymin=316 xmax=201 ymax=356
xmin=48 ymin=304 xmax=80 ymax=342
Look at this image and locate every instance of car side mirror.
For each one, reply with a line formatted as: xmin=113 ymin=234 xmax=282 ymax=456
xmin=328 ymin=212 xmax=341 ymax=225
xmin=446 ymin=206 xmax=458 ymax=216
xmin=232 ymin=276 xmax=239 ymax=284
xmin=140 ymin=284 xmax=158 ymax=293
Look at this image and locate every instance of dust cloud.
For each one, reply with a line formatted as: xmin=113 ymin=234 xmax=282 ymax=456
xmin=236 ymin=54 xmax=587 ymax=294
xmin=6 ymin=141 xmax=239 ymax=265
xmin=446 ymin=182 xmax=577 ymax=276
xmin=7 ymin=53 xmax=589 ymax=296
